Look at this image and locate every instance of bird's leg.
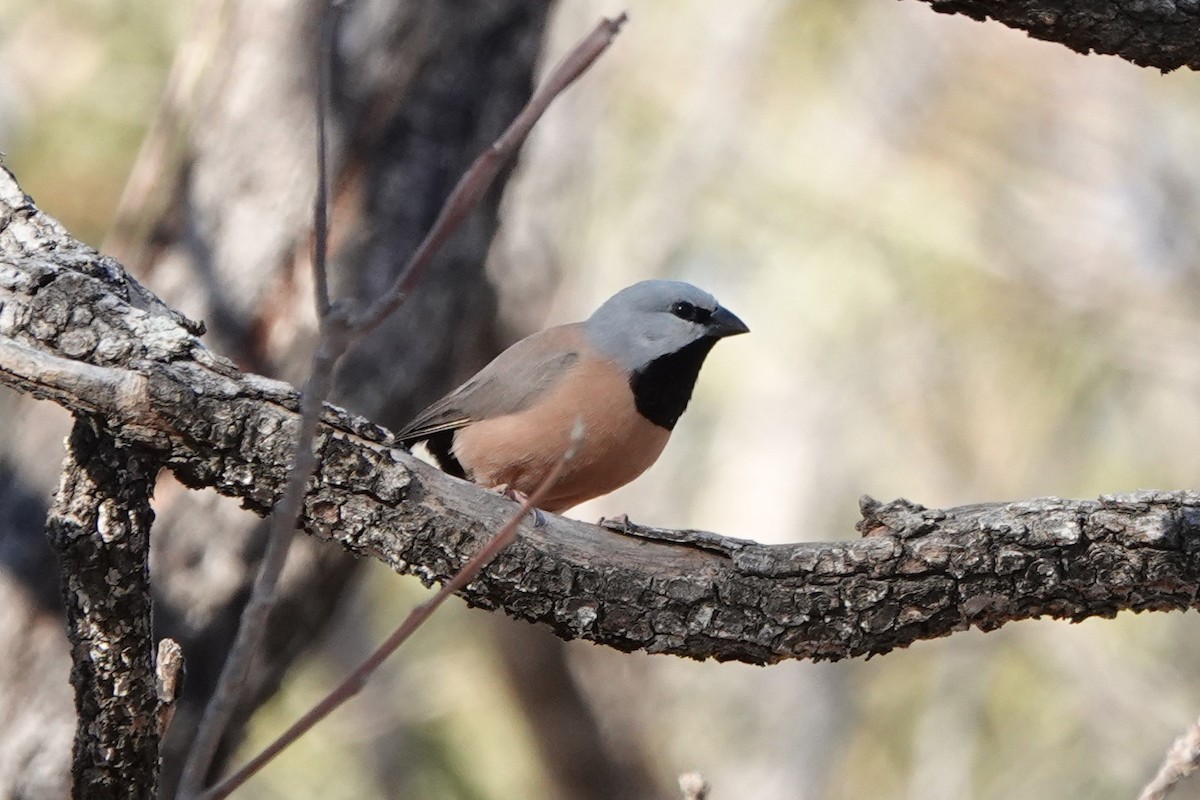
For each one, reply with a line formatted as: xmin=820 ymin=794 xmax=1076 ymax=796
xmin=488 ymin=484 xmax=547 ymax=528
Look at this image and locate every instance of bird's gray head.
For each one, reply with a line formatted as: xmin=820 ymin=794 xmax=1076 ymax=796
xmin=584 ymin=279 xmax=749 ymax=372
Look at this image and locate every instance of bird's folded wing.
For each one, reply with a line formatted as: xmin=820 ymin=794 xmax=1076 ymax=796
xmin=395 ymin=325 xmax=586 ymax=443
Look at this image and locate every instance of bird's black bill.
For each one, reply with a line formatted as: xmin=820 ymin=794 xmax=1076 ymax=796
xmin=707 ymin=305 xmax=749 ymax=337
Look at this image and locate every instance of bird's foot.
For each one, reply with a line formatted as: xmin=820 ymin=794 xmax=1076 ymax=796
xmin=489 ymin=484 xmax=547 ymax=528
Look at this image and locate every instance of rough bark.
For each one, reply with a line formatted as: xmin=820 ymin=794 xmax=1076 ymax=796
xmin=917 ymin=0 xmax=1200 ymax=72
xmin=45 ymin=419 xmax=160 ymax=799
xmin=4 ymin=166 xmax=1199 ymax=668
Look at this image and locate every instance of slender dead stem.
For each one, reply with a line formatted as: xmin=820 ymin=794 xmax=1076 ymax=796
xmin=204 ymin=434 xmax=579 ymax=799
xmin=311 ymin=0 xmax=348 ymax=318
xmin=349 ymin=12 xmax=629 ymax=339
xmin=177 ymin=9 xmax=626 ymax=798
xmin=177 ymin=335 xmax=345 ymax=798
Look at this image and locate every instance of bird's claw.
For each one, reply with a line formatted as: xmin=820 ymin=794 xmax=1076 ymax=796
xmin=489 ymin=484 xmax=547 ymax=527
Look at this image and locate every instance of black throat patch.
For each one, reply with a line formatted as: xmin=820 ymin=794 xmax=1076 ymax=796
xmin=630 ymin=337 xmax=720 ymax=430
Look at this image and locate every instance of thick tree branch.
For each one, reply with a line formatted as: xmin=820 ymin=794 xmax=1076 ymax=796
xmin=45 ymin=418 xmax=161 ymax=798
xmin=3 ymin=166 xmax=1200 ymax=666
xmin=917 ymin=0 xmax=1200 ymax=72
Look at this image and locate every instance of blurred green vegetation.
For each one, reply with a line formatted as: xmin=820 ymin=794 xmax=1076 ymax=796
xmin=0 ymin=0 xmax=185 ymax=245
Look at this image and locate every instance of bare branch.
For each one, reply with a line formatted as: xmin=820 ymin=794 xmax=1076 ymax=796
xmin=310 ymin=0 xmax=349 ymax=317
xmin=1138 ymin=715 xmax=1200 ymax=800
xmin=349 ymin=11 xmax=629 ymax=339
xmin=916 ymin=0 xmax=1200 ymax=72
xmin=4 ymin=215 xmax=1200 ymax=664
xmin=45 ymin=419 xmax=161 ymax=798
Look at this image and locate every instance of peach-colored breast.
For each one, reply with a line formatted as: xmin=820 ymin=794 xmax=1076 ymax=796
xmin=452 ymin=355 xmax=670 ymax=513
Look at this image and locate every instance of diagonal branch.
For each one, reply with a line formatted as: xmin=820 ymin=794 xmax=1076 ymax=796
xmin=349 ymin=11 xmax=629 ymax=339
xmin=3 ymin=168 xmax=1200 ymax=665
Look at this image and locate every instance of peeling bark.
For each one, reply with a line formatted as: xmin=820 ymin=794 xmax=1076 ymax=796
xmin=4 ymin=166 xmax=1200 ymax=668
xmin=916 ymin=0 xmax=1200 ymax=72
xmin=45 ymin=419 xmax=160 ymax=799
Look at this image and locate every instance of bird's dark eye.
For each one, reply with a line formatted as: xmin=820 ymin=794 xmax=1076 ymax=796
xmin=669 ymin=301 xmax=711 ymax=323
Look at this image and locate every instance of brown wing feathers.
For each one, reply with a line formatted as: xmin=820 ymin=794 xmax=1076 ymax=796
xmin=396 ymin=326 xmax=586 ymax=475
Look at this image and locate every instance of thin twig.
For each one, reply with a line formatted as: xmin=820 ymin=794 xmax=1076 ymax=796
xmin=180 ymin=8 xmax=353 ymax=784
xmin=311 ymin=0 xmax=348 ymax=317
xmin=349 ymin=11 xmax=629 ymax=339
xmin=177 ymin=336 xmax=345 ymax=798
xmin=177 ymin=9 xmax=626 ymax=798
xmin=1138 ymin=715 xmax=1200 ymax=800
xmin=204 ymin=430 xmax=580 ymax=799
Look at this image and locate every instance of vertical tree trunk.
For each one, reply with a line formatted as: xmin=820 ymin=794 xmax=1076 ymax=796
xmin=45 ymin=420 xmax=160 ymax=800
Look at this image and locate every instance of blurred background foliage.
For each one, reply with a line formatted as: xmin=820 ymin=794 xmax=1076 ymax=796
xmin=5 ymin=0 xmax=1200 ymax=798
xmin=0 ymin=0 xmax=184 ymax=244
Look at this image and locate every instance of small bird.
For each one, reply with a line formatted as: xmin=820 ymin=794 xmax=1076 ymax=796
xmin=397 ymin=280 xmax=748 ymax=513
